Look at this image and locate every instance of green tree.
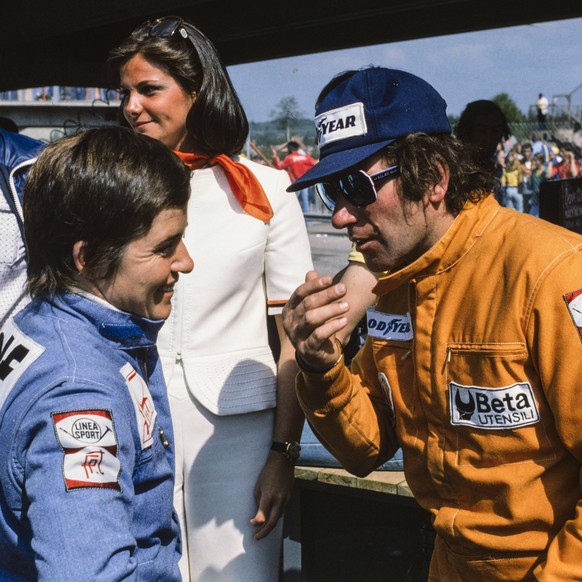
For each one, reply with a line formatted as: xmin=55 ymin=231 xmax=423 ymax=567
xmin=491 ymin=93 xmax=526 ymax=124
xmin=270 ymin=96 xmax=303 ymax=141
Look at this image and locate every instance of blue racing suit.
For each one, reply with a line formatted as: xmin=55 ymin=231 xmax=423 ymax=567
xmin=0 ymin=292 xmax=181 ymax=580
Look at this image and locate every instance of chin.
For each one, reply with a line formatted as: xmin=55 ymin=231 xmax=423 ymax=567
xmin=148 ymin=308 xmax=169 ymax=321
xmin=362 ymin=254 xmax=385 ymax=273
xmin=157 ymin=305 xmax=173 ymax=320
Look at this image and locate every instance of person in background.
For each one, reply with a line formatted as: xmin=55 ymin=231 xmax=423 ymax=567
xmin=532 ymin=132 xmax=554 ymax=163
xmin=0 ymin=128 xmax=45 ymax=328
xmin=546 ymin=146 xmax=580 ymax=180
xmin=109 ymin=16 xmax=313 ymax=581
xmin=536 ymin=92 xmax=549 ymax=129
xmin=271 ymin=140 xmax=317 ymax=213
xmin=528 ymin=152 xmax=549 ymax=217
xmin=519 ymin=141 xmax=533 ymax=182
xmin=501 ymin=149 xmax=524 ymax=211
xmin=283 ymin=66 xmax=582 ymax=580
xmin=455 ymin=99 xmax=510 ymax=199
xmin=0 ymin=127 xmax=193 ymax=580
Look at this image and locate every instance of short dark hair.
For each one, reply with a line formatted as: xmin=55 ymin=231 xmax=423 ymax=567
xmin=108 ymin=18 xmax=248 ymax=156
xmin=381 ymin=133 xmax=497 ymax=216
xmin=455 ymin=100 xmax=510 ymax=142
xmin=24 ymin=127 xmax=191 ymax=297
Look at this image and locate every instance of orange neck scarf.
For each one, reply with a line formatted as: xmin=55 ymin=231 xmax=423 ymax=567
xmin=174 ymin=151 xmax=273 ymax=222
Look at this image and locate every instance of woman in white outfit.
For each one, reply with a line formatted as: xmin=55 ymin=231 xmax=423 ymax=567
xmin=109 ymin=16 xmax=313 ymax=581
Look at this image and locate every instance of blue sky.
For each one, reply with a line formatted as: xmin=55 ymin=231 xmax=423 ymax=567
xmin=228 ymin=17 xmax=582 ymax=122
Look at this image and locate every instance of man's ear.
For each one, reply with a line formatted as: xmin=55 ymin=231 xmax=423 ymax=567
xmin=72 ymin=241 xmax=87 ymax=274
xmin=429 ymin=163 xmax=450 ymax=205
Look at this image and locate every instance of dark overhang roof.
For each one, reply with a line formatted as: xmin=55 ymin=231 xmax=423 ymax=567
xmin=1 ymin=0 xmax=580 ymax=91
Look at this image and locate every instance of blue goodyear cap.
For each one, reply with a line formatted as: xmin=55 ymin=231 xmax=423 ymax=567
xmin=288 ymin=67 xmax=451 ymax=191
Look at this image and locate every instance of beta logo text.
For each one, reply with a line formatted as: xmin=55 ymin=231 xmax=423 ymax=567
xmin=449 ymin=381 xmax=540 ymax=430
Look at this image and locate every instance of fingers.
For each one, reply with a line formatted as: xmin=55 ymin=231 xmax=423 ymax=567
xmin=284 ymin=272 xmax=348 ymax=335
xmin=250 ymin=492 xmax=288 ymax=540
xmin=286 ymin=271 xmax=345 ymax=310
xmin=250 ymin=457 xmax=294 ymax=540
xmin=283 ymin=271 xmax=350 ymax=370
xmin=250 ymin=504 xmax=282 ymax=540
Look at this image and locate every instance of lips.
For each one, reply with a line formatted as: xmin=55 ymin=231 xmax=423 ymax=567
xmin=132 ymin=120 xmax=153 ymax=130
xmin=350 ymin=233 xmax=373 ymax=252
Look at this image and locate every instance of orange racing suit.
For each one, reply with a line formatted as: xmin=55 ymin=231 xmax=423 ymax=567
xmin=297 ymin=195 xmax=582 ymax=580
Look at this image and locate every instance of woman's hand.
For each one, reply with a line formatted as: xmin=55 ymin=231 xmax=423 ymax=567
xmin=250 ymin=452 xmax=295 ymax=540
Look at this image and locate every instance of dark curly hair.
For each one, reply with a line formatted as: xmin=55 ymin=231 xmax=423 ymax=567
xmin=381 ymin=133 xmax=497 ymax=216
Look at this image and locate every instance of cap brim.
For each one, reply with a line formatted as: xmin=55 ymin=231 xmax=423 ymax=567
xmin=287 ymin=139 xmax=395 ymax=192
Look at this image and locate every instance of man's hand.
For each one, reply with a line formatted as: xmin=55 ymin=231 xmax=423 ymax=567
xmin=282 ymin=271 xmax=350 ymax=372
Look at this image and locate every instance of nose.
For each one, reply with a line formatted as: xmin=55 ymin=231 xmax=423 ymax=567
xmin=331 ymin=196 xmax=358 ymax=230
xmin=123 ymin=90 xmax=142 ymax=119
xmin=173 ymin=240 xmax=194 ymax=274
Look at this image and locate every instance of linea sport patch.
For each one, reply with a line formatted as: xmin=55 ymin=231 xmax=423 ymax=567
xmin=121 ymin=363 xmax=157 ymax=449
xmin=564 ymin=288 xmax=582 ymax=342
xmin=366 ymin=308 xmax=413 ymax=341
xmin=315 ymin=102 xmax=367 ymax=147
xmin=449 ymin=382 xmax=540 ymax=430
xmin=52 ymin=409 xmax=121 ymax=491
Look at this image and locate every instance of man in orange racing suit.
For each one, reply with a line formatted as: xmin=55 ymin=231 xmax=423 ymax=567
xmin=283 ymin=67 xmax=582 ymax=580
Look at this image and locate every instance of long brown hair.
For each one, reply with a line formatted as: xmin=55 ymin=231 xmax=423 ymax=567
xmin=108 ymin=18 xmax=248 ymax=156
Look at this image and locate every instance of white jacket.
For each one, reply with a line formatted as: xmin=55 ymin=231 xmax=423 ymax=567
xmin=158 ymin=157 xmax=313 ymax=415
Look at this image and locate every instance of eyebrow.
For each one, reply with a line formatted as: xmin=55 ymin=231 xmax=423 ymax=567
xmin=154 ymin=232 xmax=183 ymax=249
xmin=120 ymin=79 xmax=165 ymax=90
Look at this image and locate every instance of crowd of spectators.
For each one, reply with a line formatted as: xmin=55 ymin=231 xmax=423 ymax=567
xmin=498 ymin=134 xmax=580 ymax=217
xmin=261 ymin=131 xmax=581 ymax=219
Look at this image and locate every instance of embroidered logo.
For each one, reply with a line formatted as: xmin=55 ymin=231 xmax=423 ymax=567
xmin=564 ymin=288 xmax=582 ymax=342
xmin=52 ymin=409 xmax=121 ymax=491
xmin=449 ymin=382 xmax=540 ymax=430
xmin=0 ymin=319 xmax=44 ymax=410
xmin=366 ymin=308 xmax=413 ymax=341
xmin=315 ymin=102 xmax=367 ymax=147
xmin=121 ymin=363 xmax=157 ymax=449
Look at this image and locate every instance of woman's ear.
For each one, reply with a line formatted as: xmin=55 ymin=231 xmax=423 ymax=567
xmin=72 ymin=241 xmax=87 ymax=274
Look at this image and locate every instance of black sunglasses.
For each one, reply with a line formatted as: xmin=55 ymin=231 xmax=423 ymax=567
xmin=132 ymin=16 xmax=190 ymax=41
xmin=315 ymin=165 xmax=400 ymax=211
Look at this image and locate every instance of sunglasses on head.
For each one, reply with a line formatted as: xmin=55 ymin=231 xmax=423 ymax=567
xmin=315 ymin=165 xmax=400 ymax=212
xmin=132 ymin=16 xmax=190 ymax=41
